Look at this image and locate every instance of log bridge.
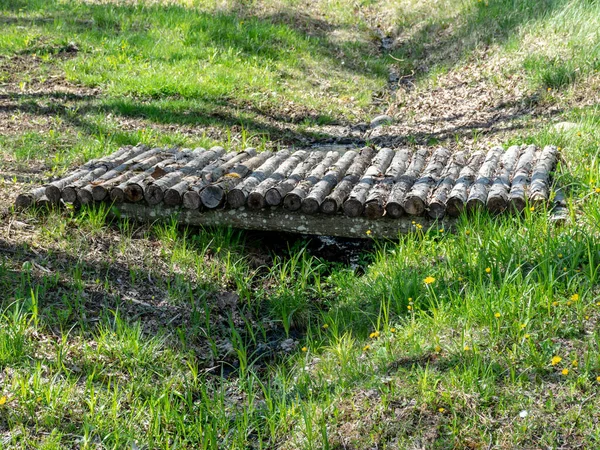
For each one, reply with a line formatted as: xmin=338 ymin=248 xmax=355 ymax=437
xmin=15 ymin=143 xmax=563 ymax=238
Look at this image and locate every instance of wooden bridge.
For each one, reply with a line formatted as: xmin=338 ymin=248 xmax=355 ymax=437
xmin=16 ymin=143 xmax=563 ymax=238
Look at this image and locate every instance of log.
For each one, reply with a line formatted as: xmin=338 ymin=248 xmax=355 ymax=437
xmin=161 ymin=147 xmax=226 ymax=207
xmin=247 ymin=150 xmax=308 ymax=209
xmin=549 ymin=187 xmax=568 ymax=224
xmin=486 ymin=145 xmax=522 ymax=214
xmin=301 ymin=149 xmax=358 ymax=214
xmin=227 ymin=150 xmax=292 ymax=208
xmin=364 ymin=148 xmax=411 ymax=219
xmin=200 ymin=151 xmax=273 ymax=209
xmin=62 ymin=166 xmax=109 ymax=204
xmin=15 ymin=186 xmax=47 ymax=209
xmin=529 ymin=145 xmax=558 ymax=206
xmin=342 ymin=148 xmax=395 ymax=217
xmin=283 ymin=151 xmax=341 ymax=211
xmin=508 ymin=144 xmax=538 ymax=212
xmin=201 ymin=148 xmax=256 ymax=182
xmin=44 ymin=144 xmax=150 ymax=203
xmin=321 ymin=147 xmax=376 ymax=215
xmin=385 ymin=148 xmax=429 ymax=218
xmin=466 ymin=146 xmax=504 ymax=211
xmin=403 ymin=147 xmax=452 ymax=216
xmin=427 ymin=151 xmax=468 ymax=219
xmin=446 ymin=150 xmax=486 ymax=217
xmin=265 ymin=152 xmax=326 ymax=206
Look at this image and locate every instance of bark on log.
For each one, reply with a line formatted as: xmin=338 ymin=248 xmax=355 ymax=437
xmin=265 ymin=152 xmax=325 ymax=206
xmin=427 ymin=151 xmax=468 ymax=219
xmin=386 ymin=148 xmax=429 ymax=218
xmin=321 ymin=147 xmax=376 ymax=215
xmin=466 ymin=146 xmax=504 ymax=211
xmin=200 ymin=151 xmax=273 ymax=209
xmin=508 ymin=144 xmax=538 ymax=212
xmin=529 ymin=145 xmax=558 ymax=206
xmin=227 ymin=150 xmax=292 ymax=208
xmin=201 ymin=148 xmax=256 ymax=182
xmin=15 ymin=187 xmax=47 ymax=209
xmin=402 ymin=147 xmax=452 ymax=216
xmin=283 ymin=151 xmax=340 ymax=211
xmin=343 ymin=148 xmax=395 ymax=217
xmin=45 ymin=144 xmax=150 ymax=202
xmin=446 ymin=151 xmax=486 ymax=217
xmin=363 ymin=148 xmax=411 ymax=219
xmin=247 ymin=150 xmax=308 ymax=210
xmin=301 ymin=150 xmax=358 ymax=214
xmin=62 ymin=166 xmax=109 ymax=204
xmin=549 ymin=187 xmax=568 ymax=224
xmin=486 ymin=145 xmax=522 ymax=214
xmin=162 ymin=147 xmax=226 ymax=207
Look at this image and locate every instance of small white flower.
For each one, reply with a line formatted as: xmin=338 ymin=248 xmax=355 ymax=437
xmin=519 ymin=410 xmax=528 ymax=418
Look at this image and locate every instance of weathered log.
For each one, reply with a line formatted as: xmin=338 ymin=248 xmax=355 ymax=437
xmin=200 ymin=151 xmax=273 ymax=209
xmin=227 ymin=150 xmax=292 ymax=208
xmin=201 ymin=148 xmax=256 ymax=182
xmin=15 ymin=187 xmax=47 ymax=209
xmin=508 ymin=144 xmax=538 ymax=212
xmin=321 ymin=147 xmax=376 ymax=215
xmin=62 ymin=166 xmax=109 ymax=204
xmin=403 ymin=147 xmax=452 ymax=216
xmin=486 ymin=145 xmax=522 ymax=214
xmin=343 ymin=148 xmax=395 ymax=217
xmin=301 ymin=150 xmax=358 ymax=214
xmin=466 ymin=146 xmax=504 ymax=211
xmin=284 ymin=151 xmax=341 ymax=211
xmin=529 ymin=145 xmax=558 ymax=206
xmin=385 ymin=148 xmax=429 ymax=218
xmin=549 ymin=187 xmax=568 ymax=224
xmin=160 ymin=147 xmax=226 ymax=207
xmin=247 ymin=150 xmax=308 ymax=210
xmin=446 ymin=150 xmax=486 ymax=217
xmin=363 ymin=148 xmax=411 ymax=219
xmin=427 ymin=151 xmax=468 ymax=219
xmin=45 ymin=144 xmax=150 ymax=202
xmin=265 ymin=152 xmax=326 ymax=206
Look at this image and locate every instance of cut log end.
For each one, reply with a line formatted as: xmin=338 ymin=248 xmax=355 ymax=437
xmin=343 ymin=199 xmax=364 ymax=218
xmin=486 ymin=196 xmax=507 ymax=214
xmin=301 ymin=198 xmax=320 ymax=215
xmin=385 ymin=202 xmax=404 ymax=219
xmin=466 ymin=198 xmax=485 ymax=212
xmin=283 ymin=193 xmax=302 ymax=211
xmin=163 ymin=190 xmax=182 ymax=207
xmin=227 ymin=189 xmax=246 ymax=209
xmin=364 ymin=202 xmax=385 ymax=219
xmin=247 ymin=192 xmax=265 ymax=210
xmin=201 ymin=186 xmax=224 ymax=209
xmin=427 ymin=202 xmax=446 ymax=219
xmin=92 ymin=186 xmax=108 ymax=202
xmin=510 ymin=197 xmax=527 ymax=213
xmin=320 ymin=198 xmax=338 ymax=215
xmin=110 ymin=188 xmax=125 ymax=203
xmin=182 ymin=191 xmax=201 ymax=210
xmin=61 ymin=187 xmax=77 ymax=204
xmin=403 ymin=196 xmax=426 ymax=216
xmin=45 ymin=185 xmax=62 ymax=204
xmin=15 ymin=194 xmax=33 ymax=209
xmin=124 ymin=185 xmax=144 ymax=203
xmin=445 ymin=198 xmax=464 ymax=217
xmin=145 ymin=185 xmax=165 ymax=206
xmin=265 ymin=189 xmax=282 ymax=206
xmin=78 ymin=188 xmax=94 ymax=205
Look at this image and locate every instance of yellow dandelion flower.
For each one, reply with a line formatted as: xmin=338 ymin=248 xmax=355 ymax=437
xmin=390 ymin=328 xmax=396 ymax=333
xmin=465 ymin=230 xmax=470 ymax=235
xmin=408 ymin=297 xmax=413 ymax=302
xmin=520 ymin=323 xmax=526 ymax=329
xmin=301 ymin=346 xmax=308 ymax=352
xmin=547 ymin=87 xmax=552 ymax=92
xmin=458 ymin=276 xmax=463 ymax=282
xmin=411 ymin=221 xmax=416 ymax=225
xmin=596 ymin=302 xmax=600 ymax=306
xmin=551 ymin=356 xmax=562 ymax=366
xmin=485 ymin=267 xmax=491 ymax=274
xmin=561 ymin=368 xmax=569 ymax=375
xmin=407 ymin=305 xmax=413 ymax=310
xmin=434 ymin=345 xmax=442 ymax=353
xmin=558 ymin=147 xmax=562 ymax=151
xmin=366 ymin=229 xmax=372 ymax=236
xmin=570 ymin=293 xmax=579 ymax=301
xmin=438 ymin=407 xmax=445 ymax=413
xmin=424 ymin=276 xmax=436 ymax=285
xmin=0 ymin=396 xmax=6 ymax=406
xmin=566 ymin=301 xmax=572 ymax=306
xmin=370 ymin=330 xmax=380 ymax=339
xmin=363 ymin=345 xmax=370 ymax=351
xmin=529 ymin=206 xmax=535 ymax=212
xmin=322 ymin=324 xmax=329 ymax=329
xmin=494 ymin=312 xmax=501 ymax=318
xmin=563 ymin=267 xmax=567 ymax=272
xmin=439 ymin=228 xmax=444 ymax=233
xmin=596 ymin=187 xmax=600 ymax=194
xmin=552 ymin=301 xmax=558 ymax=307
xmin=572 ymin=360 xmax=578 ymax=367
xmin=585 ymin=315 xmax=589 ymax=320
xmin=416 ymin=223 xmax=423 ymax=230
xmin=524 ymin=333 xmax=531 ymax=339
xmin=597 ymin=376 xmax=600 ymax=382
xmin=464 ymin=345 xmax=471 ymax=351
xmin=558 ymin=253 xmax=563 ymax=258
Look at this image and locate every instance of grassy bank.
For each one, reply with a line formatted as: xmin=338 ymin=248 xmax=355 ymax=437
xmin=1 ymin=0 xmax=600 ymax=448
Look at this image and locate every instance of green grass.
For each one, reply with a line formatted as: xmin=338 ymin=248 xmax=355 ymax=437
xmin=1 ymin=0 xmax=600 ymax=448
